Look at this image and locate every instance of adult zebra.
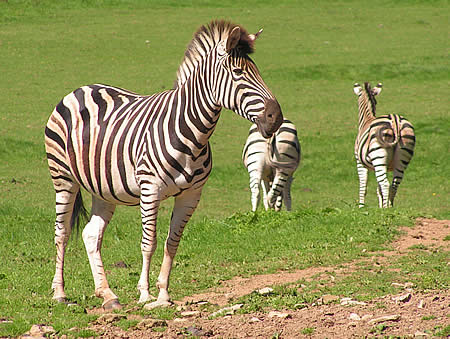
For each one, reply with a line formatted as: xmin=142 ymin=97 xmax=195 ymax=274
xmin=45 ymin=20 xmax=283 ymax=310
xmin=353 ymin=82 xmax=415 ymax=208
xmin=242 ymin=119 xmax=300 ymax=211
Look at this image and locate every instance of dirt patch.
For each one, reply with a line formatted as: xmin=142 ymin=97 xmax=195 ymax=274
xmin=74 ymin=219 xmax=450 ymax=338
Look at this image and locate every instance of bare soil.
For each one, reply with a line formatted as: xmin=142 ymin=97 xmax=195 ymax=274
xmin=66 ymin=219 xmax=450 ymax=338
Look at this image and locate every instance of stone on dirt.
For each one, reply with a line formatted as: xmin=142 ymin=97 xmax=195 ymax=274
xmin=95 ymin=313 xmax=126 ymax=325
xmin=23 ymin=324 xmax=55 ymax=338
xmin=367 ymin=314 xmax=401 ymax=324
xmin=257 ymin=287 xmax=274 ymax=295
xmin=392 ymin=293 xmax=412 ymax=303
xmin=136 ymin=318 xmax=167 ymax=330
xmin=210 ymin=304 xmax=243 ymax=317
xmin=348 ymin=313 xmax=361 ymax=321
xmin=268 ymin=311 xmax=291 ymax=319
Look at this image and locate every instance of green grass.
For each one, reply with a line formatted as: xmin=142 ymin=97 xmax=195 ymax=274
xmin=0 ymin=0 xmax=449 ymax=336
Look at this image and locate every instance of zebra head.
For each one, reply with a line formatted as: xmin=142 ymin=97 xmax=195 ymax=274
xmin=354 ymin=82 xmax=383 ymax=115
xmin=214 ymin=23 xmax=283 ymax=138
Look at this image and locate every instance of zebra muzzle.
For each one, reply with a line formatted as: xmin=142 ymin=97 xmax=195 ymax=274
xmin=256 ymin=99 xmax=283 ymax=138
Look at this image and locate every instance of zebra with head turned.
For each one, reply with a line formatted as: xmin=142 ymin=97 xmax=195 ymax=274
xmin=353 ymin=82 xmax=415 ymax=208
xmin=45 ymin=20 xmax=283 ymax=310
xmin=242 ymin=119 xmax=300 ymax=211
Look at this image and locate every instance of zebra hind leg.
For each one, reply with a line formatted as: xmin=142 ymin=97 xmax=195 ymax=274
xmin=389 ymin=144 xmax=414 ymax=207
xmin=51 ymin=180 xmax=83 ymax=303
xmin=282 ymin=176 xmax=294 ymax=211
xmin=248 ymin=172 xmax=262 ymax=212
xmin=82 ymin=197 xmax=118 ymax=310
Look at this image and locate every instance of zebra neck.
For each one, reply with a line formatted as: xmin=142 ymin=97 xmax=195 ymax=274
xmin=174 ymin=66 xmax=222 ymax=148
xmin=358 ymin=101 xmax=376 ymax=131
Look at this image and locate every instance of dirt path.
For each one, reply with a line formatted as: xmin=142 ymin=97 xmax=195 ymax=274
xmin=41 ymin=218 xmax=450 ymax=338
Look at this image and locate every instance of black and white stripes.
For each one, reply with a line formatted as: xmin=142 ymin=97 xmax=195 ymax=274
xmin=353 ymin=82 xmax=415 ymax=208
xmin=45 ymin=20 xmax=283 ymax=310
xmin=242 ymin=119 xmax=300 ymax=211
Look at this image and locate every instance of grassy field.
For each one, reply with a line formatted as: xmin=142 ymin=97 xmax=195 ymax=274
xmin=0 ymin=0 xmax=448 ymax=337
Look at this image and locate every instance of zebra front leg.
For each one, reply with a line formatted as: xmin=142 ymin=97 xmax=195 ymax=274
xmin=137 ymin=183 xmax=160 ymax=304
xmin=144 ymin=189 xmax=202 ymax=309
xmin=82 ymin=198 xmax=119 ymax=309
xmin=52 ymin=184 xmax=80 ymax=303
xmin=356 ymin=159 xmax=368 ymax=208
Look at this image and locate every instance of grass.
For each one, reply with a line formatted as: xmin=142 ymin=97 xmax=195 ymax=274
xmin=0 ymin=0 xmax=449 ymax=337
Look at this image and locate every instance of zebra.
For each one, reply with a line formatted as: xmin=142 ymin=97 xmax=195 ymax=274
xmin=353 ymin=82 xmax=415 ymax=208
xmin=45 ymin=20 xmax=283 ymax=310
xmin=242 ymin=119 xmax=300 ymax=211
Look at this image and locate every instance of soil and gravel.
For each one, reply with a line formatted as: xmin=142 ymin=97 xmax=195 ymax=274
xmin=24 ymin=218 xmax=450 ymax=338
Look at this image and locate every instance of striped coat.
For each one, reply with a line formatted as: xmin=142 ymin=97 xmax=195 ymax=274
xmin=243 ymin=119 xmax=300 ymax=211
xmin=353 ymin=82 xmax=415 ymax=208
xmin=45 ymin=20 xmax=283 ymax=310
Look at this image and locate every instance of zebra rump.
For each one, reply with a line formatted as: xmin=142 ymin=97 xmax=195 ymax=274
xmin=242 ymin=119 xmax=301 ymax=211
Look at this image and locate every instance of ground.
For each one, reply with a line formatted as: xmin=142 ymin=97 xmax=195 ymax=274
xmin=24 ymin=218 xmax=450 ymax=338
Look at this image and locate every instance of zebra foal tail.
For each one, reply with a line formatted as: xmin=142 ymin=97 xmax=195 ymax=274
xmin=70 ymin=191 xmax=88 ymax=237
xmin=375 ymin=124 xmax=398 ymax=148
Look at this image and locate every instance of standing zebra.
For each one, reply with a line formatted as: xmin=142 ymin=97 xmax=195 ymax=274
xmin=242 ymin=119 xmax=300 ymax=211
xmin=45 ymin=20 xmax=283 ymax=310
xmin=353 ymin=82 xmax=415 ymax=208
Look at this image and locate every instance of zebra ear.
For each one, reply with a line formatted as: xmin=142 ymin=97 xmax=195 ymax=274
xmin=372 ymin=83 xmax=383 ymax=96
xmin=353 ymin=83 xmax=362 ymax=95
xmin=249 ymin=28 xmax=263 ymax=41
xmin=226 ymin=26 xmax=241 ymax=53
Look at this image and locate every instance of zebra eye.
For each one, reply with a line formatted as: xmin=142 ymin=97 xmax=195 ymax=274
xmin=233 ymin=68 xmax=244 ymax=76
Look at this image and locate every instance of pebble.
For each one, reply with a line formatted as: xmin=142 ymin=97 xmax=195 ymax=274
xmin=249 ymin=317 xmax=261 ymax=323
xmin=180 ymin=310 xmax=200 ymax=317
xmin=417 ymin=299 xmax=425 ymax=309
xmin=210 ymin=304 xmax=243 ymax=317
xmin=367 ymin=314 xmax=400 ymax=324
xmin=392 ymin=293 xmax=412 ymax=303
xmin=257 ymin=287 xmax=274 ymax=295
xmin=349 ymin=313 xmax=361 ymax=321
xmin=268 ymin=311 xmax=291 ymax=319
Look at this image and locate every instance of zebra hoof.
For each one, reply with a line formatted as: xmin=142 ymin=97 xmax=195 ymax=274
xmin=53 ymin=297 xmax=67 ymax=304
xmin=103 ymin=299 xmax=122 ymax=310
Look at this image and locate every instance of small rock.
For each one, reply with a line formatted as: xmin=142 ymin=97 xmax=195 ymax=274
xmin=321 ymin=294 xmax=340 ymax=304
xmin=27 ymin=324 xmax=55 ymax=337
xmin=249 ymin=317 xmax=261 ymax=323
xmin=96 ymin=313 xmax=126 ymax=324
xmin=361 ymin=314 xmax=373 ymax=321
xmin=185 ymin=326 xmax=213 ymax=337
xmin=391 ymin=282 xmax=405 ymax=288
xmin=417 ymin=300 xmax=425 ymax=309
xmin=348 ymin=321 xmax=358 ymax=327
xmin=349 ymin=313 xmax=361 ymax=321
xmin=180 ymin=310 xmax=200 ymax=317
xmin=340 ymin=298 xmax=367 ymax=306
xmin=210 ymin=304 xmax=243 ymax=317
xmin=414 ymin=330 xmax=429 ymax=338
xmin=268 ymin=311 xmax=291 ymax=319
xmin=136 ymin=318 xmax=167 ymax=330
xmin=173 ymin=318 xmax=188 ymax=323
xmin=392 ymin=293 xmax=411 ymax=303
xmin=368 ymin=314 xmax=400 ymax=325
xmin=257 ymin=287 xmax=273 ymax=295
xmin=294 ymin=303 xmax=308 ymax=310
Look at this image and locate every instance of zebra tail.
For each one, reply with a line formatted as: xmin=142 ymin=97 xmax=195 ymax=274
xmin=70 ymin=191 xmax=88 ymax=237
xmin=375 ymin=125 xmax=398 ymax=148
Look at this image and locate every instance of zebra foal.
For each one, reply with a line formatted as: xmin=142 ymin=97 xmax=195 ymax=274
xmin=353 ymin=82 xmax=415 ymax=208
xmin=242 ymin=119 xmax=300 ymax=211
xmin=45 ymin=20 xmax=283 ymax=310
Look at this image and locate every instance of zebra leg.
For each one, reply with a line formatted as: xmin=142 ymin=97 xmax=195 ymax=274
xmin=82 ymin=198 xmax=118 ymax=309
xmin=144 ymin=189 xmax=202 ymax=309
xmin=137 ymin=183 xmax=160 ymax=304
xmin=376 ymin=185 xmax=383 ymax=208
xmin=356 ymin=159 xmax=368 ymax=208
xmin=371 ymin=155 xmax=391 ymax=208
xmin=389 ymin=146 xmax=414 ymax=207
xmin=261 ymin=179 xmax=270 ymax=210
xmin=267 ymin=171 xmax=288 ymax=210
xmin=282 ymin=176 xmax=294 ymax=211
xmin=248 ymin=171 xmax=262 ymax=211
xmin=51 ymin=182 xmax=80 ymax=303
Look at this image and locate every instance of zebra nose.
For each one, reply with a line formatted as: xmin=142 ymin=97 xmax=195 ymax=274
xmin=256 ymin=99 xmax=283 ymax=139
xmin=264 ymin=99 xmax=283 ymax=132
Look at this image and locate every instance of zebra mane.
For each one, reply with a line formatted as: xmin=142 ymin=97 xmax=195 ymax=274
xmin=364 ymin=82 xmax=377 ymax=115
xmin=174 ymin=20 xmax=255 ymax=88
